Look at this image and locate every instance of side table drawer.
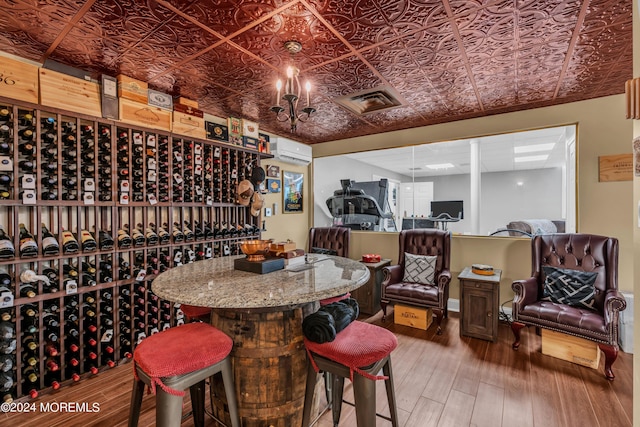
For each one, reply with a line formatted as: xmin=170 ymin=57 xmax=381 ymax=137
xmin=466 ymin=280 xmax=494 ymax=291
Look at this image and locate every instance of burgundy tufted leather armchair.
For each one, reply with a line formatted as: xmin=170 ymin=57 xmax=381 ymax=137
xmin=381 ymin=229 xmax=451 ymax=334
xmin=511 ymin=233 xmax=626 ymax=380
xmin=308 ymin=227 xmax=350 ymax=257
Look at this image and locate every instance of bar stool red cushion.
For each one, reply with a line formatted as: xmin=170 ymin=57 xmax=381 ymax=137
xmin=180 ymin=304 xmax=211 ymax=320
xmin=133 ymin=322 xmax=232 ymax=396
xmin=319 ymin=292 xmax=351 ymax=306
xmin=304 ymin=321 xmax=397 ymax=381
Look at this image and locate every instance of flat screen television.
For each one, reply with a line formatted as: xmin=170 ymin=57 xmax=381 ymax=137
xmin=430 ymin=200 xmax=463 ymax=220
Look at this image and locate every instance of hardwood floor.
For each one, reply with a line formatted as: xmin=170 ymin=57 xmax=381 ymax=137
xmin=2 ymin=312 xmax=632 ymax=427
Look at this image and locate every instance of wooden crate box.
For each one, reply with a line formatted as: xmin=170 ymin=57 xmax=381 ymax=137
xmin=118 ymin=98 xmax=172 ymax=131
xmin=117 ymin=74 xmax=148 ymax=103
xmin=394 ymin=304 xmax=433 ymax=330
xmin=541 ymin=329 xmax=601 ymax=369
xmin=0 ymin=56 xmax=39 ymax=103
xmin=39 ymin=68 xmax=101 ymax=117
xmin=173 ymin=111 xmax=206 ymax=139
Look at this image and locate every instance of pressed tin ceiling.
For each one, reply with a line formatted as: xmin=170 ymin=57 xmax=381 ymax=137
xmin=0 ymin=0 xmax=632 ymax=144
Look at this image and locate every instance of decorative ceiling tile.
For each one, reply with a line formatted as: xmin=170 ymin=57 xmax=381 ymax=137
xmin=0 ymin=0 xmax=633 ymax=144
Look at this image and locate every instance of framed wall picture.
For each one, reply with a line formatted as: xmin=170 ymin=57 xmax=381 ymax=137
xmin=283 ymin=171 xmax=303 ymax=213
xmin=267 ymin=179 xmax=281 ymax=193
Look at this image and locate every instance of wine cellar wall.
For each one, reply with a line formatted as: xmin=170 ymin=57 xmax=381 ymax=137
xmin=0 ymin=96 xmax=268 ymax=402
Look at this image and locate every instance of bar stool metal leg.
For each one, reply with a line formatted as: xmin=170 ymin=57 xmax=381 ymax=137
xmin=302 ymin=359 xmax=319 ymax=427
xmin=190 ymin=380 xmax=206 ymax=427
xmin=352 ymin=372 xmax=376 ymax=427
xmin=330 ymin=375 xmax=345 ymax=427
xmin=128 ymin=379 xmax=145 ymax=427
xmin=383 ymin=360 xmax=399 ymax=427
xmin=155 ymin=388 xmax=185 ymax=427
xmin=220 ymin=357 xmax=241 ymax=427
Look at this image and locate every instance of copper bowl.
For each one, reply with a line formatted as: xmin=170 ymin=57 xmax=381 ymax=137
xmin=239 ymin=240 xmax=270 ymax=262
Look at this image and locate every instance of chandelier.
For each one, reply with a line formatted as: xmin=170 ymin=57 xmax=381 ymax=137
xmin=270 ymin=41 xmax=316 ymax=132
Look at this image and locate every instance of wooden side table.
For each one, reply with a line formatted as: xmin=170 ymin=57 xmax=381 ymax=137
xmin=458 ymin=267 xmax=502 ymax=342
xmin=351 ymin=259 xmax=391 ymax=316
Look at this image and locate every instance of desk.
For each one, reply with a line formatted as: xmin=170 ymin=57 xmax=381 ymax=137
xmin=458 ymin=267 xmax=502 ymax=342
xmin=152 ymin=255 xmax=370 ymax=427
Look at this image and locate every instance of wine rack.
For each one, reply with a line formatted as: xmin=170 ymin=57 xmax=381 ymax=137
xmin=0 ymin=95 xmax=269 ymax=402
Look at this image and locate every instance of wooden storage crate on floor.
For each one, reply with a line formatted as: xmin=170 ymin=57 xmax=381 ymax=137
xmin=394 ymin=304 xmax=433 ymax=330
xmin=0 ymin=56 xmax=39 ymax=103
xmin=118 ymin=98 xmax=172 ymax=131
xmin=541 ymin=329 xmax=601 ymax=369
xmin=39 ymin=68 xmax=101 ymax=116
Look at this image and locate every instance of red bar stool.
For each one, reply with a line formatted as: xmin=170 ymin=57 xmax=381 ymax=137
xmin=128 ymin=322 xmax=240 ymax=427
xmin=302 ymin=321 xmax=399 ymax=427
xmin=180 ymin=304 xmax=212 ymax=322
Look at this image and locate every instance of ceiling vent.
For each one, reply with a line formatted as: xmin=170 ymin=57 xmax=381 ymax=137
xmin=334 ymin=86 xmax=405 ymax=115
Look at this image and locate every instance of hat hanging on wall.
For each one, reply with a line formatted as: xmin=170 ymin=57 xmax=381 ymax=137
xmin=250 ymin=191 xmax=264 ymax=217
xmin=236 ymin=179 xmax=254 ymax=206
xmin=250 ymin=166 xmax=266 ymax=188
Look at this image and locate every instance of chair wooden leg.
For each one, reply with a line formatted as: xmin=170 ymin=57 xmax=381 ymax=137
xmin=598 ymin=343 xmax=618 ymax=381
xmin=433 ymin=308 xmax=444 ymax=335
xmin=511 ymin=321 xmax=526 ymax=350
xmin=381 ymin=301 xmax=388 ymax=321
xmin=128 ymin=379 xmax=145 ymax=427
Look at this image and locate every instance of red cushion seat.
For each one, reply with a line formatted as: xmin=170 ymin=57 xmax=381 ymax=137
xmin=304 ymin=321 xmax=397 ymax=380
xmin=133 ymin=322 xmax=232 ymax=396
xmin=180 ymin=304 xmax=212 ymax=320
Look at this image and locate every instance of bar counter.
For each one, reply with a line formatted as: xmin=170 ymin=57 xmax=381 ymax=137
xmin=152 ymin=255 xmax=370 ymax=427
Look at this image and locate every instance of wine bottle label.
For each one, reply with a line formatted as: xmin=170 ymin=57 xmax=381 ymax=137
xmin=19 ymin=238 xmax=38 ymax=252
xmin=61 ymin=231 xmax=79 ymax=253
xmin=0 ymin=240 xmax=15 ymax=252
xmin=42 ymin=236 xmax=59 ymax=250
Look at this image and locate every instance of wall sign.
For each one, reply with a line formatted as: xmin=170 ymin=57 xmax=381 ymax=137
xmin=598 ymin=154 xmax=633 ymax=182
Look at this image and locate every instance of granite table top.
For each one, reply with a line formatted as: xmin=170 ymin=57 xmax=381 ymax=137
xmin=152 ymin=255 xmax=370 ymax=310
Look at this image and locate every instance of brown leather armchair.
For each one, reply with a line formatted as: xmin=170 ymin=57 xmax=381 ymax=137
xmin=308 ymin=227 xmax=350 ymax=257
xmin=381 ymin=229 xmax=451 ymax=334
xmin=511 ymin=233 xmax=627 ymax=380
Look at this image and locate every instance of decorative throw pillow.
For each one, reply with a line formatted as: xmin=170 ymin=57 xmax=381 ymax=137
xmin=311 ymin=247 xmax=338 ymax=255
xmin=542 ymin=266 xmax=597 ymax=310
xmin=402 ymin=253 xmax=437 ymax=284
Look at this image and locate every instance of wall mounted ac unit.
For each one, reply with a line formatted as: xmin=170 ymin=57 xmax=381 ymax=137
xmin=271 ymin=137 xmax=312 ymax=165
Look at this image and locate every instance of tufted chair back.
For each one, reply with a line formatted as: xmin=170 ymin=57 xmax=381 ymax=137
xmin=511 ymin=232 xmax=626 ymax=380
xmin=398 ymin=229 xmax=450 ymax=277
xmin=308 ymin=227 xmax=350 ymax=258
xmin=533 ymin=233 xmax=617 ymax=312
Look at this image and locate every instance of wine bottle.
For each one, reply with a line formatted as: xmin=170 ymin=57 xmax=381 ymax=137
xmin=61 ymin=230 xmax=80 ymax=254
xmin=0 ymin=372 xmax=13 ymax=393
xmin=0 ymin=173 xmax=11 ymax=187
xmin=18 ymin=160 xmax=35 ymax=173
xmin=98 ymin=230 xmax=114 ymax=250
xmin=18 ymin=223 xmax=38 ymax=258
xmin=0 ymin=227 xmax=14 ymax=260
xmin=171 ymin=222 xmax=185 ymax=243
xmin=183 ymin=222 xmax=195 ymax=242
xmin=41 ymin=224 xmax=60 ymax=256
xmin=0 ymin=319 xmax=14 ymax=341
xmin=155 ymin=223 xmax=170 ymax=244
xmin=0 ymin=354 xmax=14 ymax=373
xmin=40 ymin=116 xmax=56 ymax=130
xmin=130 ymin=226 xmax=145 ymax=247
xmin=143 ymin=225 xmax=159 ymax=245
xmin=18 ymin=112 xmax=34 ymax=127
xmin=0 ymin=107 xmax=10 ymax=122
xmin=19 ymin=283 xmax=37 ymax=298
xmin=117 ymin=228 xmax=132 ymax=248
xmin=80 ymin=230 xmax=97 ymax=252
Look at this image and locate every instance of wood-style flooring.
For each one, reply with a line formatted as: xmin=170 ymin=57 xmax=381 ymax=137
xmin=1 ymin=312 xmax=632 ymax=427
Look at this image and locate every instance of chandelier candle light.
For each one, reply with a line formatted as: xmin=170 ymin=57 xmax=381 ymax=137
xmin=271 ymin=41 xmax=316 ymax=132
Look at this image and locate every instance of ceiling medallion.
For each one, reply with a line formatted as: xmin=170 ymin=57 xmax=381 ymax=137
xmin=270 ymin=41 xmax=315 ymax=132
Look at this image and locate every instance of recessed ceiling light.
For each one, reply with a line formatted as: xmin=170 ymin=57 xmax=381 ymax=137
xmin=514 ymin=155 xmax=548 ymax=163
xmin=425 ymin=163 xmax=454 ymax=170
xmin=513 ymin=143 xmax=555 ymax=153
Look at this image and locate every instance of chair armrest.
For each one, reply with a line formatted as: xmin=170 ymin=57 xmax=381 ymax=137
xmin=437 ymin=269 xmax=452 ymax=289
xmin=512 ymin=277 xmax=538 ymax=313
xmin=603 ymin=289 xmax=627 ymax=326
xmin=381 ymin=265 xmax=402 ymax=288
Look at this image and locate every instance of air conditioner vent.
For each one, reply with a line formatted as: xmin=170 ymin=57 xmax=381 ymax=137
xmin=334 ymin=86 xmax=405 ymax=116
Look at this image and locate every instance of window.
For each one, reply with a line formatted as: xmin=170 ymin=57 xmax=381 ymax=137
xmin=313 ymin=125 xmax=576 ymax=236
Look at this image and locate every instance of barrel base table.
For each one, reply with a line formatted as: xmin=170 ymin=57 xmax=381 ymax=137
xmin=211 ymin=303 xmax=315 ymax=427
